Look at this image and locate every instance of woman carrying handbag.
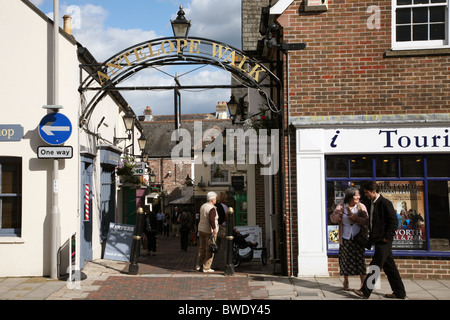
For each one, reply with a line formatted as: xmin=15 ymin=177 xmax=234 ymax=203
xmin=330 ymin=187 xmax=369 ymax=291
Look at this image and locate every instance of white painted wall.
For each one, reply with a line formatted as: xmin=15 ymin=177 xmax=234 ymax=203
xmin=0 ymin=0 xmax=79 ymax=276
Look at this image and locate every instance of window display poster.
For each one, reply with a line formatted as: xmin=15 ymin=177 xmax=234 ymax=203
xmin=378 ymin=181 xmax=426 ymax=250
xmin=328 ymin=225 xmax=339 ymax=250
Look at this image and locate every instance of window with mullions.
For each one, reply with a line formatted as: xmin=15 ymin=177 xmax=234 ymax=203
xmin=393 ymin=0 xmax=449 ymax=50
xmin=0 ymin=157 xmax=22 ymax=237
xmin=326 ymin=154 xmax=450 ymax=253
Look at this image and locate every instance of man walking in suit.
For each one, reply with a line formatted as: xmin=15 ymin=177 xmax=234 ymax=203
xmin=354 ymin=181 xmax=406 ymax=299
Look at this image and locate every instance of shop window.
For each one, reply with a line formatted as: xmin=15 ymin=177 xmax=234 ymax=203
xmin=392 ymin=0 xmax=449 ymax=50
xmin=0 ymin=157 xmax=22 ymax=236
xmin=210 ymin=163 xmax=229 ymax=184
xmin=375 ymin=155 xmax=398 ymax=177
xmin=400 ymin=155 xmax=424 ymax=177
xmin=350 ymin=156 xmax=372 ymax=177
xmin=427 ymin=181 xmax=450 ymax=250
xmin=427 ymin=155 xmax=450 ymax=177
xmin=326 ymin=156 xmax=348 ymax=178
xmin=326 ymin=154 xmax=450 ymax=254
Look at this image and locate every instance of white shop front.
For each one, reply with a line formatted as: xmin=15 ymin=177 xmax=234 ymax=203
xmin=295 ymin=118 xmax=450 ymax=277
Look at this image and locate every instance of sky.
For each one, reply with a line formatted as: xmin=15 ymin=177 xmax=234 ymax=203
xmin=30 ymin=0 xmax=242 ymax=117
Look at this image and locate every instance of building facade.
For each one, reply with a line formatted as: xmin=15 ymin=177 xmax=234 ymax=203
xmin=0 ymin=0 xmax=143 ymax=277
xmin=244 ymin=0 xmax=450 ymax=278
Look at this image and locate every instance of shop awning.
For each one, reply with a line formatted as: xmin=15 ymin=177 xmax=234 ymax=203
xmin=168 ymin=196 xmax=193 ymax=205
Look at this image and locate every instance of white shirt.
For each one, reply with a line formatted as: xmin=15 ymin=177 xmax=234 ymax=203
xmin=342 ymin=205 xmax=361 ymax=240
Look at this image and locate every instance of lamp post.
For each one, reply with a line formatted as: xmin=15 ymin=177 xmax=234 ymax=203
xmin=149 ymin=171 xmax=156 ymax=184
xmin=129 ymin=207 xmax=145 ymax=275
xmin=171 ymin=5 xmax=191 ymax=38
xmin=138 ymin=135 xmax=147 ymax=152
xmin=114 ymin=107 xmax=135 ymax=146
xmin=227 ymin=95 xmax=238 ymax=124
xmin=225 ymin=207 xmax=235 ymax=276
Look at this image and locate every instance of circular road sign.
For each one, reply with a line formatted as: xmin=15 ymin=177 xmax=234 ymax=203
xmin=38 ymin=112 xmax=72 ymax=145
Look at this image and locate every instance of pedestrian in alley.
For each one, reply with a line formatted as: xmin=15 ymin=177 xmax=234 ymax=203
xmin=156 ymin=209 xmax=164 ymax=234
xmin=330 ymin=187 xmax=369 ymax=291
xmin=163 ymin=210 xmax=170 ymax=237
xmin=196 ymin=191 xmax=218 ymax=273
xmin=179 ymin=209 xmax=192 ymax=251
xmin=212 ymin=192 xmax=228 ymax=270
xmin=144 ymin=208 xmax=158 ymax=256
xmin=172 ymin=206 xmax=181 ymax=238
xmin=354 ymin=181 xmax=406 ymax=299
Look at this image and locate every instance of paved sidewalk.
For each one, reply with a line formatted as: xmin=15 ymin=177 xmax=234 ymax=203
xmin=1 ymin=235 xmax=449 ymax=301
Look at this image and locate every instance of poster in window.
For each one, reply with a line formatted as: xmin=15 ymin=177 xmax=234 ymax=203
xmin=378 ymin=181 xmax=426 ymax=250
xmin=327 ymin=225 xmax=340 ymax=249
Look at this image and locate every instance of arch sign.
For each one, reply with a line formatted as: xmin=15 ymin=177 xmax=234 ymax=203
xmin=79 ymin=37 xmax=281 ymax=126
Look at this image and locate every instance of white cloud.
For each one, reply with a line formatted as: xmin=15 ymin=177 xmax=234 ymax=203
xmin=120 ymin=67 xmax=231 ymax=116
xmin=67 ymin=2 xmax=237 ymax=116
xmin=184 ymin=0 xmax=241 ymax=48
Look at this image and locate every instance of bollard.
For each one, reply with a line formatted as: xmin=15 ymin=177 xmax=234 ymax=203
xmin=224 ymin=207 xmax=235 ymax=276
xmin=129 ymin=207 xmax=145 ymax=275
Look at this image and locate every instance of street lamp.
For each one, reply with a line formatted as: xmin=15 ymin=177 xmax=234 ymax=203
xmin=185 ymin=174 xmax=194 ymax=186
xmin=137 ymin=135 xmax=147 ymax=152
xmin=114 ymin=107 xmax=135 ymax=144
xmin=122 ymin=107 xmax=135 ymax=132
xmin=171 ymin=5 xmax=191 ymax=38
xmin=227 ymin=95 xmax=238 ymax=121
xmin=149 ymin=171 xmax=156 ymax=183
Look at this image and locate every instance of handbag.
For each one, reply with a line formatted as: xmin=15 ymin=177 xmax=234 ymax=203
xmin=209 ymin=235 xmax=218 ymax=253
xmin=353 ymin=227 xmax=371 ymax=249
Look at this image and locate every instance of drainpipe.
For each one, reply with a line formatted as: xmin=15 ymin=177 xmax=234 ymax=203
xmin=50 ymin=0 xmax=61 ymax=280
xmin=285 ymin=51 xmax=294 ymax=277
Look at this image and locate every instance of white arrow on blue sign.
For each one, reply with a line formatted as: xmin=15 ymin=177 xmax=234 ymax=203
xmin=38 ymin=112 xmax=72 ymax=145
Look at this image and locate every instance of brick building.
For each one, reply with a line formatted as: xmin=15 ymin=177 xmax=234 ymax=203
xmin=243 ymin=0 xmax=450 ymax=278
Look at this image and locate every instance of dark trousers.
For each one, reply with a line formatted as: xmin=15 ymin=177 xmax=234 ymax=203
xmin=361 ymin=241 xmax=406 ymax=298
xmin=180 ymin=227 xmax=190 ymax=251
xmin=145 ymin=231 xmax=157 ymax=253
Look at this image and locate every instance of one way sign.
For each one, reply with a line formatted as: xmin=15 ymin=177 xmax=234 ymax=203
xmin=38 ymin=112 xmax=72 ymax=145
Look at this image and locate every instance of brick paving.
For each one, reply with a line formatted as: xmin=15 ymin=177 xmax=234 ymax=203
xmin=86 ymin=276 xmax=264 ymax=300
xmin=3 ymin=233 xmax=450 ymax=302
xmin=82 ymin=233 xmax=271 ymax=300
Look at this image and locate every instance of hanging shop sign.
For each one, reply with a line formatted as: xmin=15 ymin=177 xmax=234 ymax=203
xmin=0 ymin=125 xmax=23 ymax=142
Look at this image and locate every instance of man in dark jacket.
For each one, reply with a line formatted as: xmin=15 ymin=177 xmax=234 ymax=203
xmin=354 ymin=181 xmax=406 ymax=299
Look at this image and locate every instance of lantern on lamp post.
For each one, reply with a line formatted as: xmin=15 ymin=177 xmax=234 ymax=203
xmin=171 ymin=5 xmax=191 ymax=38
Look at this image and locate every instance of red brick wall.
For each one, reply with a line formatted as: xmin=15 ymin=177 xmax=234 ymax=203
xmin=277 ymin=0 xmax=450 ymax=276
xmin=147 ymin=158 xmax=191 ymax=201
xmin=328 ymin=256 xmax=450 ymax=279
xmin=279 ymin=0 xmax=450 ymax=117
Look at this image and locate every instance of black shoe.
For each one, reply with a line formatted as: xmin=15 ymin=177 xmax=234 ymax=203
xmin=353 ymin=289 xmax=369 ymax=299
xmin=385 ymin=293 xmax=406 ymax=299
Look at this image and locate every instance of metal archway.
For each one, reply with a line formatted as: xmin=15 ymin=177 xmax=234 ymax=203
xmin=78 ymin=36 xmax=282 ymax=127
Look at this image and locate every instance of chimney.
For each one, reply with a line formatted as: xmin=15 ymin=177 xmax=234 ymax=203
xmin=216 ymin=101 xmax=227 ymax=119
xmin=63 ymin=15 xmax=72 ymax=35
xmin=144 ymin=106 xmax=153 ymax=121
